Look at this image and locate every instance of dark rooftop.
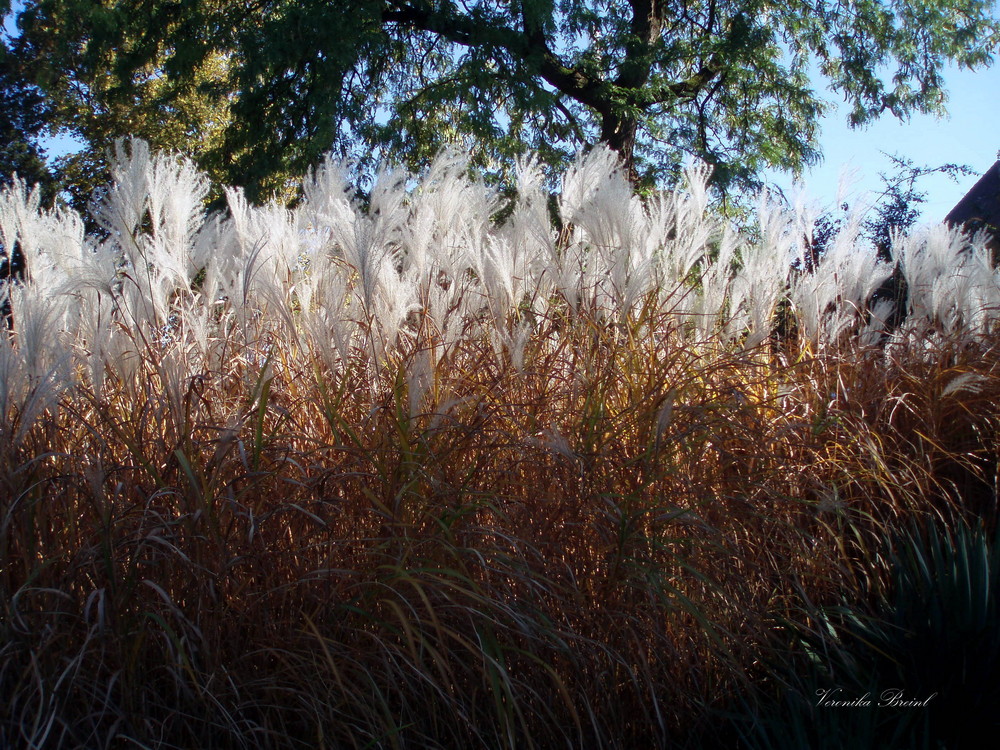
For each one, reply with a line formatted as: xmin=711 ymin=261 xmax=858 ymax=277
xmin=945 ymin=160 xmax=1000 ymax=237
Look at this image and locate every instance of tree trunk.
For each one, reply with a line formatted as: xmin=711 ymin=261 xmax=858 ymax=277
xmin=600 ymin=112 xmax=639 ymax=184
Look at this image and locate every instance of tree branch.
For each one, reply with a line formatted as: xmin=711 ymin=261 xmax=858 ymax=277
xmin=381 ymin=1 xmax=612 ymax=113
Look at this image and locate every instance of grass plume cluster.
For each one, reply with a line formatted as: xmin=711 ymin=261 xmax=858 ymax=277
xmin=2 ymin=142 xmax=999 ymax=748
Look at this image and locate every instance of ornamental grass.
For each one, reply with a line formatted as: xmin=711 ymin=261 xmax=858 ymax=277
xmin=2 ymin=142 xmax=998 ymax=748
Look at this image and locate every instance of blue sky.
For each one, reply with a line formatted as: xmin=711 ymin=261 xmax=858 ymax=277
xmin=764 ymin=60 xmax=1000 ymax=225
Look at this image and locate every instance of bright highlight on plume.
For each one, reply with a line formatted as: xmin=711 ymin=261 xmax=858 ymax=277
xmin=1 ymin=140 xmax=998 ymax=440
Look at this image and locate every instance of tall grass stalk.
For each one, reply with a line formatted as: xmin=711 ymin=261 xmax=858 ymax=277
xmin=2 ymin=141 xmax=998 ymax=748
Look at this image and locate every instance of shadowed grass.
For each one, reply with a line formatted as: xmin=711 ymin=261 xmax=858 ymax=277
xmin=4 ymin=299 xmax=999 ymax=748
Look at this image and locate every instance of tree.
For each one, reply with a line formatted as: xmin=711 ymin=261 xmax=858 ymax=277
xmin=14 ymin=1 xmax=1000 ymax=202
xmin=12 ymin=0 xmax=235 ymax=210
xmin=864 ymin=153 xmax=976 ymax=262
xmin=48 ymin=47 xmax=234 ymax=213
xmin=0 ymin=12 xmax=55 ymax=202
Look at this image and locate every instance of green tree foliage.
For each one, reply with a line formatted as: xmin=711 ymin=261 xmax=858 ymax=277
xmin=0 ymin=10 xmax=55 ymax=203
xmin=13 ymin=0 xmax=1000 ymax=202
xmin=13 ymin=0 xmax=234 ymax=209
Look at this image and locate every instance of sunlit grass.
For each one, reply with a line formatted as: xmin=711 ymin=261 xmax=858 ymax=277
xmin=2 ymin=142 xmax=998 ymax=748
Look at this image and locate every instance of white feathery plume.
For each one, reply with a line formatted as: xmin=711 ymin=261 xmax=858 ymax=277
xmin=92 ymin=139 xmax=152 ymax=246
xmin=644 ymin=160 xmax=718 ymax=325
xmin=146 ymin=150 xmax=209 ymax=290
xmin=297 ymin=260 xmax=356 ymax=373
xmin=0 ymin=177 xmax=40 ymax=261
xmin=894 ymin=223 xmax=1000 ymax=337
xmin=352 ymin=166 xmax=408 ymax=320
xmin=490 ymin=318 xmax=532 ymax=373
xmin=0 ymin=284 xmax=72 ymax=443
xmin=500 ymin=154 xmax=554 ymax=318
xmin=726 ymin=192 xmax=799 ymax=348
xmin=859 ymin=298 xmax=896 ymax=348
xmin=792 ymin=207 xmax=892 ymax=347
xmin=0 ymin=179 xmax=84 ymax=303
xmin=558 ymin=146 xmax=644 ymax=315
